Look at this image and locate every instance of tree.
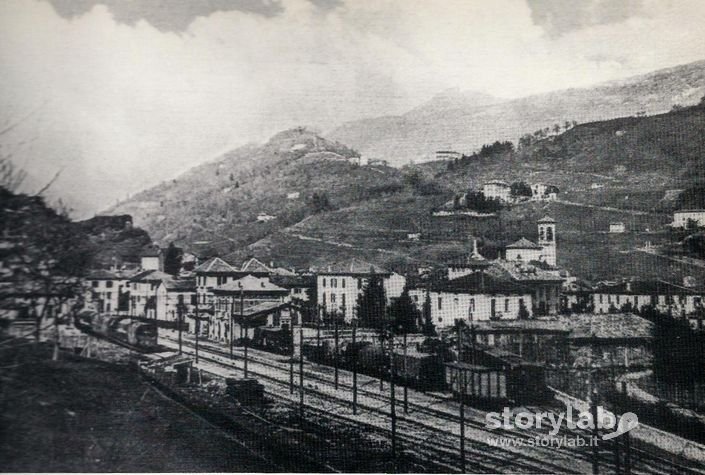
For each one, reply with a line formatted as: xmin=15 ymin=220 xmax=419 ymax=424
xmin=163 ymin=242 xmax=182 ymax=276
xmin=0 ymin=188 xmax=92 ymax=360
xmin=356 ymin=270 xmax=386 ymax=329
xmin=421 ymin=292 xmax=435 ymax=336
xmin=518 ymin=299 xmax=530 ymax=320
xmin=510 ymin=181 xmax=532 ymax=198
xmin=389 ymin=287 xmax=420 ymax=334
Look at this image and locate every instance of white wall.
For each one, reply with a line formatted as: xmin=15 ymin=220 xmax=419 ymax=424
xmin=408 ymin=289 xmax=532 ymax=328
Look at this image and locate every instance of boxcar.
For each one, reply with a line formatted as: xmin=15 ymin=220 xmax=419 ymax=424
xmin=445 ymin=361 xmax=550 ymax=406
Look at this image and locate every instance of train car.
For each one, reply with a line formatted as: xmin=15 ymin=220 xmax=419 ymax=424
xmin=445 ymin=360 xmax=550 ymax=406
xmin=130 ymin=322 xmax=158 ymax=349
xmin=75 ymin=309 xmax=97 ymax=330
xmin=392 ymin=349 xmax=446 ymax=391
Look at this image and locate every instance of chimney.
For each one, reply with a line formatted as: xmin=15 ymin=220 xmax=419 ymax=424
xmin=626 ymin=281 xmax=632 ymax=293
xmin=270 ymin=261 xmax=275 ymax=268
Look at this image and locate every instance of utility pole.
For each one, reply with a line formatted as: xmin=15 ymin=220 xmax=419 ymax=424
xmin=299 ymin=323 xmax=304 ymax=420
xmin=333 ymin=311 xmax=339 ymax=390
xmin=316 ymin=305 xmax=322 ymax=360
xmin=402 ymin=330 xmax=408 ymax=414
xmin=194 ymin=298 xmax=200 ymax=364
xmin=389 ymin=327 xmax=397 ymax=462
xmin=240 ymin=284 xmax=248 ymax=378
xmin=177 ymin=299 xmax=183 ymax=355
xmin=290 ymin=321 xmax=295 ymax=394
xmin=229 ymin=297 xmax=235 ymax=360
xmin=352 ymin=318 xmax=358 ymax=414
xmin=590 ymin=396 xmax=599 ymax=475
xmin=457 ymin=319 xmax=466 ymax=474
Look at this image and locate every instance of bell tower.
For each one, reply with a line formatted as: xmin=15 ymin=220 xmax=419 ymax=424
xmin=538 ymin=216 xmax=556 ymax=266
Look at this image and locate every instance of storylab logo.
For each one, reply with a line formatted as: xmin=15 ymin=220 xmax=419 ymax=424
xmin=485 ymin=405 xmax=639 ymax=440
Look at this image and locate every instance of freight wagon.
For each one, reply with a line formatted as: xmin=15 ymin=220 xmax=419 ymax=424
xmin=445 ymin=360 xmax=550 ymax=406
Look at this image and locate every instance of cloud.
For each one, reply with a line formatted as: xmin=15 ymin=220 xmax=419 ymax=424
xmin=0 ymin=0 xmax=704 ymax=215
xmin=527 ymin=0 xmax=646 ymax=38
xmin=45 ymin=0 xmax=284 ymax=32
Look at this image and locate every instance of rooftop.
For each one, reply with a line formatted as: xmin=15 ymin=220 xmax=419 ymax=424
xmin=315 ymin=258 xmax=390 ymax=275
xmin=537 ymin=215 xmax=556 ymax=223
xmin=594 ymin=279 xmax=702 ymax=295
xmin=213 ymin=275 xmax=288 ymax=293
xmin=506 ymin=237 xmax=543 ymax=250
xmin=489 ymin=260 xmax=564 ymax=283
xmin=194 ymin=257 xmax=238 ymax=274
xmin=561 ymin=313 xmax=654 ymax=340
xmin=424 ymin=272 xmax=530 ymax=295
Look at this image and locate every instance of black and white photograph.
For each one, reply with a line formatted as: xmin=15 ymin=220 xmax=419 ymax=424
xmin=2 ymin=0 xmax=705 ymax=473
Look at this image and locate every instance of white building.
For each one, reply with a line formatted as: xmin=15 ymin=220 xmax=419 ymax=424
xmin=672 ymin=209 xmax=705 ymax=228
xmin=481 ymin=181 xmax=511 ymax=202
xmin=316 ymin=259 xmax=406 ymax=322
xmin=537 ymin=216 xmax=557 ymax=266
xmin=609 ymin=222 xmax=626 ymax=233
xmin=85 ymin=269 xmax=135 ymax=314
xmin=436 ymin=150 xmax=461 ymax=161
xmin=139 ymin=245 xmax=162 ymax=271
xmin=408 ymin=273 xmax=533 ymax=328
xmin=257 ymin=213 xmax=277 ymax=222
xmin=591 ymin=280 xmax=703 ymax=317
xmin=286 ymin=192 xmax=300 ymax=200
xmin=531 ymin=183 xmax=559 ymax=201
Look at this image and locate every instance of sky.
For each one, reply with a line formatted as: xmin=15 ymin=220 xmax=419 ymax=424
xmin=1 ymin=0 xmax=705 ymax=216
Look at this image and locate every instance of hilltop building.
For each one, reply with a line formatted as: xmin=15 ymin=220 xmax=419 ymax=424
xmin=609 ymin=222 xmax=626 ymax=233
xmin=436 ymin=150 xmax=461 ymax=161
xmin=531 ymin=183 xmax=559 ymax=201
xmin=672 ymin=209 xmax=705 ymax=228
xmin=481 ymin=180 xmax=511 ymax=202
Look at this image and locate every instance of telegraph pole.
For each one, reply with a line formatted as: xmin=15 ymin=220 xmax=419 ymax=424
xmin=194 ymin=299 xmax=200 ymax=364
xmin=352 ymin=318 xmax=358 ymax=414
xmin=229 ymin=298 xmax=235 ymax=360
xmin=457 ymin=320 xmax=466 ymax=474
xmin=402 ymin=330 xmax=408 ymax=414
xmin=299 ymin=323 xmax=305 ymax=420
xmin=389 ymin=328 xmax=397 ymax=461
xmin=590 ymin=396 xmax=599 ymax=475
xmin=177 ymin=300 xmax=183 ymax=355
xmin=333 ymin=311 xmax=340 ymax=390
xmin=240 ymin=284 xmax=248 ymax=378
xmin=290 ymin=321 xmax=295 ymax=394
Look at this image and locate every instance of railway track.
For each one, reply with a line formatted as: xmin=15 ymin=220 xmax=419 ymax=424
xmin=160 ymin=336 xmax=587 ymax=473
xmin=162 ymin=334 xmax=705 ymax=475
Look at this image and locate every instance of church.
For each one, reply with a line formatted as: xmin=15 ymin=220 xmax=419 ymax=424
xmin=504 ymin=216 xmax=557 ymax=266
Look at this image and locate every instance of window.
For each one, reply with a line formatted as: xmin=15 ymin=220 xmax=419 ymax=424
xmin=331 ymin=294 xmax=336 ymax=303
xmin=342 ymin=279 xmax=346 ymax=288
xmin=413 ymin=294 xmax=418 ymax=302
xmin=106 ymin=292 xmax=112 ymax=300
xmin=491 ymin=299 xmax=496 ymax=318
xmin=357 ymin=278 xmax=362 ymax=289
xmin=106 ymin=280 xmax=113 ymax=288
xmin=322 ymin=293 xmax=326 ymax=304
xmin=616 ymin=295 xmax=621 ymax=304
xmin=342 ymin=294 xmax=346 ymax=307
xmin=546 ymin=226 xmax=553 ymax=241
xmin=599 ymin=294 xmax=603 ymax=304
xmin=92 ymin=281 xmax=99 ymax=288
xmin=634 ymin=296 xmax=639 ymax=307
xmin=438 ymin=297 xmax=442 ymax=310
xmin=470 ymin=298 xmax=475 ymax=311
xmin=332 ymin=278 xmax=337 ymax=288
xmin=322 ymin=278 xmax=326 ymax=287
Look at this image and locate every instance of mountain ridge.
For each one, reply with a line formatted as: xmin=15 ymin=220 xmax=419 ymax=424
xmin=328 ymin=59 xmax=705 ymax=165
